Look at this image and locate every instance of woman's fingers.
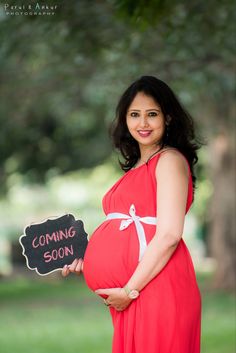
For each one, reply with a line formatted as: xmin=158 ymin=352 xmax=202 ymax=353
xmin=95 ymin=288 xmax=115 ymax=296
xmin=69 ymin=258 xmax=79 ymax=272
xmin=62 ymin=264 xmax=70 ymax=277
xmin=75 ymin=258 xmax=83 ymax=273
xmin=61 ymin=258 xmax=83 ymax=277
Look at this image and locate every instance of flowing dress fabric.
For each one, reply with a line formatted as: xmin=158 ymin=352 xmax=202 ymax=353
xmin=83 ymin=151 xmax=201 ymax=353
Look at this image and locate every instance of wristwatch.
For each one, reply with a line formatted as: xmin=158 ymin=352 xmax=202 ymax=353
xmin=123 ymin=285 xmax=140 ymax=299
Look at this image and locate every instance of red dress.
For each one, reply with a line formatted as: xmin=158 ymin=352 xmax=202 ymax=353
xmin=83 ymin=150 xmax=201 ymax=353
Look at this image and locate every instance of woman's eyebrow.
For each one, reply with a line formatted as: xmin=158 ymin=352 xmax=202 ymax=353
xmin=128 ymin=108 xmax=160 ymax=112
xmin=146 ymin=109 xmax=160 ymax=112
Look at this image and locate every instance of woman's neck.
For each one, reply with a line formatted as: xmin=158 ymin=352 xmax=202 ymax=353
xmin=139 ymin=145 xmax=162 ymax=163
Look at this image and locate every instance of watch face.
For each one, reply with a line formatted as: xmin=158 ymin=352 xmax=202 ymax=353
xmin=129 ymin=290 xmax=139 ymax=299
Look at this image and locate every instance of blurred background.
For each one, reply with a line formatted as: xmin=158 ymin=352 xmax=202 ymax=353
xmin=0 ymin=0 xmax=235 ymax=352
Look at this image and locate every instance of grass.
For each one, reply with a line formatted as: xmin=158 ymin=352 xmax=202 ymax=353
xmin=0 ymin=272 xmax=235 ymax=353
xmin=0 ymin=276 xmax=112 ymax=353
xmin=197 ymin=273 xmax=236 ymax=353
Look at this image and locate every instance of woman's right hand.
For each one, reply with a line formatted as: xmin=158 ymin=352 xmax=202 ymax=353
xmin=62 ymin=258 xmax=84 ymax=277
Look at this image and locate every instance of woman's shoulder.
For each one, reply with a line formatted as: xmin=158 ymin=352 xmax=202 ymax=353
xmin=156 ymin=147 xmax=189 ymax=176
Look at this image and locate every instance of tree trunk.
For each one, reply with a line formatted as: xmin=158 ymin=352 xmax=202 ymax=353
xmin=208 ymin=131 xmax=236 ymax=290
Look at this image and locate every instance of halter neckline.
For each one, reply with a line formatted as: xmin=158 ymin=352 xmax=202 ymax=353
xmin=131 ymin=147 xmax=177 ymax=170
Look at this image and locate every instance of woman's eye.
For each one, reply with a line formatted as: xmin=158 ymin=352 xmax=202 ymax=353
xmin=130 ymin=112 xmax=139 ymax=117
xmin=148 ymin=111 xmax=158 ymax=117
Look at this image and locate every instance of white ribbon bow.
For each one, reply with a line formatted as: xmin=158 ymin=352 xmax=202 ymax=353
xmin=106 ymin=204 xmax=157 ymax=261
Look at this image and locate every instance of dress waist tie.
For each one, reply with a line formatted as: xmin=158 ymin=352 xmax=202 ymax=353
xmin=106 ymin=204 xmax=157 ymax=261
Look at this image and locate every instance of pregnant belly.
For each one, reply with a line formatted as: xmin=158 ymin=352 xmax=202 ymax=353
xmin=83 ymin=220 xmax=139 ymax=291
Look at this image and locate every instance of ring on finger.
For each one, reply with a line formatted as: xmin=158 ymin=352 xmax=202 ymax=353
xmin=103 ymin=299 xmax=110 ymax=306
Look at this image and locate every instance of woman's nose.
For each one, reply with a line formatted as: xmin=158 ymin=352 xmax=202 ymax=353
xmin=140 ymin=115 xmax=149 ymax=127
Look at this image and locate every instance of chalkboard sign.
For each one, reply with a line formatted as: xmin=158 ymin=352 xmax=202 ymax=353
xmin=19 ymin=214 xmax=88 ymax=276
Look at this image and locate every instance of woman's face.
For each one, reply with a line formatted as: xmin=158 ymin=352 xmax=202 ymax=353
xmin=126 ymin=92 xmax=166 ymax=149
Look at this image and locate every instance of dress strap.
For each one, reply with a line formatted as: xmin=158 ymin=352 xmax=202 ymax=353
xmin=152 ymin=148 xmax=191 ymax=178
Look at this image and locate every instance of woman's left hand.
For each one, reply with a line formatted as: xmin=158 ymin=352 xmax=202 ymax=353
xmin=95 ymin=288 xmax=132 ymax=311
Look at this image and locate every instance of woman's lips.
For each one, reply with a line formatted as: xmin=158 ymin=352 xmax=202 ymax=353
xmin=137 ymin=130 xmax=152 ymax=137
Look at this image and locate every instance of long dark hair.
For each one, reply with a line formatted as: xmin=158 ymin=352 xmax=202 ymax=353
xmin=110 ymin=76 xmax=202 ymax=190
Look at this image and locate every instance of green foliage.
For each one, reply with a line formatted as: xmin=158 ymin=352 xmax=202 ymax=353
xmin=0 ymin=0 xmax=235 ymax=192
xmin=0 ymin=0 xmax=119 ymax=190
xmin=0 ymin=161 xmax=121 ymax=244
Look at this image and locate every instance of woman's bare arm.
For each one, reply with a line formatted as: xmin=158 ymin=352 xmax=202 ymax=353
xmin=125 ymin=150 xmax=189 ymax=291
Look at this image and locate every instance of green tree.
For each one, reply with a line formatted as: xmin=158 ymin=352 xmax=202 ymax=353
xmin=113 ymin=0 xmax=236 ymax=290
xmin=0 ymin=0 xmax=235 ymax=288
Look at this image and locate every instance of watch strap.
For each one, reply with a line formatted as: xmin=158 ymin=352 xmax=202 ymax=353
xmin=123 ymin=285 xmax=139 ymax=298
xmin=123 ymin=285 xmax=131 ymax=296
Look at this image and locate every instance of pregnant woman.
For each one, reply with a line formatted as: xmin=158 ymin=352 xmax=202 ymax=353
xmin=62 ymin=76 xmax=202 ymax=353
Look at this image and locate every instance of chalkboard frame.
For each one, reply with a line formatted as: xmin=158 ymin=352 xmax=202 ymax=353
xmin=19 ymin=214 xmax=88 ymax=276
